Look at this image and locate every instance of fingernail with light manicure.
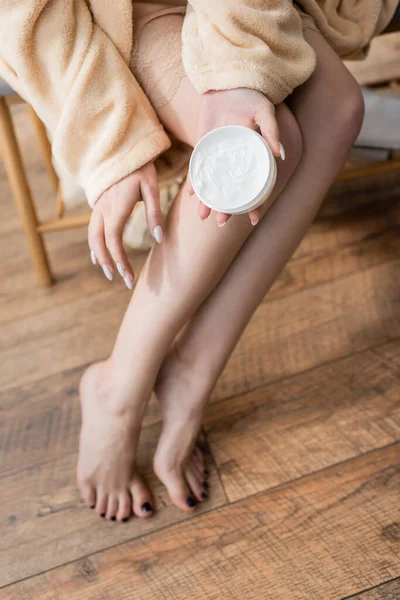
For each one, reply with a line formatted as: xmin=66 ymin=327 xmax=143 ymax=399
xmin=116 ymin=263 xmax=125 ymax=278
xmin=102 ymin=265 xmax=113 ymax=281
xmin=153 ymin=225 xmax=163 ymax=244
xmin=217 ymin=221 xmax=226 ymax=228
xmin=90 ymin=251 xmax=97 ymax=265
xmin=279 ymin=143 xmax=286 ymax=161
xmin=124 ymin=274 xmax=133 ymax=290
xmin=251 ymin=217 xmax=259 ymax=227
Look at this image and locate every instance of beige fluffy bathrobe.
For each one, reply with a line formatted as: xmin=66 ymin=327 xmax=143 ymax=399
xmin=0 ymin=0 xmax=397 ymax=210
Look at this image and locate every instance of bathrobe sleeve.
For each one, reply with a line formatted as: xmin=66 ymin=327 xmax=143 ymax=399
xmin=182 ymin=0 xmax=317 ymax=105
xmin=0 ymin=0 xmax=171 ymax=207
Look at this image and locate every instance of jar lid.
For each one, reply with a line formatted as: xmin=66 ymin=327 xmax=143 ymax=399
xmin=189 ymin=126 xmax=276 ymax=214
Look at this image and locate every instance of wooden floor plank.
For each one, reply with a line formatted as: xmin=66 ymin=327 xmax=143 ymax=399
xmin=0 ymin=287 xmax=128 ymax=393
xmin=372 ymin=338 xmax=400 ymax=368
xmin=2 ymin=337 xmax=400 ymax=493
xmin=0 ymin=366 xmax=161 ymax=476
xmin=205 ymin=341 xmax=400 ymax=501
xmin=2 ymin=445 xmax=399 ymax=600
xmin=267 ymin=189 xmax=400 ymax=301
xmin=267 ymin=224 xmax=399 ymax=302
xmin=2 ymin=256 xmax=400 ymax=399
xmin=0 ymin=225 xmax=148 ymax=328
xmin=214 ymin=258 xmax=400 ymax=401
xmin=342 ymin=578 xmax=400 ymax=600
xmin=0 ymin=421 xmax=225 ymax=588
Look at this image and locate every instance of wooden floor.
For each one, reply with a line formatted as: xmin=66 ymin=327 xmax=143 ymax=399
xmin=1 ymin=105 xmax=400 ymax=600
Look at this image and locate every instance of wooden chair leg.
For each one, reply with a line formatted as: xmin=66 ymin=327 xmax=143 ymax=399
xmin=28 ymin=106 xmax=65 ymax=218
xmin=0 ymin=98 xmax=53 ymax=286
xmin=28 ymin=106 xmax=59 ymax=191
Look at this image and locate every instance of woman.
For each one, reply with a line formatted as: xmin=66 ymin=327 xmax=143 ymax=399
xmin=0 ymin=0 xmax=397 ymax=522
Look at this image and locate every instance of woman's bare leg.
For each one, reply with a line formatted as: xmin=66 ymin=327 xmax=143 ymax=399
xmin=77 ymin=95 xmax=301 ymax=519
xmin=154 ymin=30 xmax=365 ymax=503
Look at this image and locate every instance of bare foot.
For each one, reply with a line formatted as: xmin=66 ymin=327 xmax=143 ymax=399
xmin=153 ymin=347 xmax=210 ymax=511
xmin=77 ymin=361 xmax=154 ymax=522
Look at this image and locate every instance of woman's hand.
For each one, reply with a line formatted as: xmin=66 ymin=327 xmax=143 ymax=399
xmin=188 ymin=88 xmax=285 ymax=227
xmin=89 ymin=161 xmax=163 ymax=288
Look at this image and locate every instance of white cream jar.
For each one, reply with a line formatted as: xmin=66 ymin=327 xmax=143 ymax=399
xmin=189 ymin=125 xmax=277 ymax=215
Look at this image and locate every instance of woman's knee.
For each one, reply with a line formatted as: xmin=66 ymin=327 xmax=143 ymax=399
xmin=295 ymin=30 xmax=365 ymax=155
xmin=334 ymin=78 xmax=365 ymax=148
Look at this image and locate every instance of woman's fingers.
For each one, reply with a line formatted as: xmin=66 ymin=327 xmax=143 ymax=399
xmin=89 ymin=205 xmax=134 ymax=289
xmin=197 ymin=202 xmax=232 ymax=227
xmin=88 ymin=209 xmax=114 ymax=281
xmin=189 ymin=177 xmax=213 ymax=221
xmin=141 ymin=179 xmax=163 ymax=244
xmin=186 ymin=175 xmax=195 ymax=196
xmin=248 ymin=207 xmax=263 ymax=226
xmin=216 ymin=212 xmax=231 ymax=227
xmin=104 ymin=217 xmax=135 ymax=289
xmin=88 ymin=163 xmax=162 ymax=288
xmin=198 ymin=201 xmax=211 ymax=220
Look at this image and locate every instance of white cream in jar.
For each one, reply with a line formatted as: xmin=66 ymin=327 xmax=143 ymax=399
xmin=189 ymin=125 xmax=276 ymax=214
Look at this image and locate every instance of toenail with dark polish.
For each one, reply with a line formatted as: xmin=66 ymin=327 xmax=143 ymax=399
xmin=122 ymin=517 xmax=129 ymax=522
xmin=186 ymin=496 xmax=197 ymax=507
xmin=111 ymin=516 xmax=116 ymax=521
xmin=90 ymin=505 xmax=95 ymax=509
xmin=201 ymin=492 xmax=208 ymax=499
xmin=203 ymin=481 xmax=209 ymax=489
xmin=100 ymin=513 xmax=106 ymax=517
xmin=204 ymin=470 xmax=209 ymax=477
xmin=141 ymin=502 xmax=153 ymax=513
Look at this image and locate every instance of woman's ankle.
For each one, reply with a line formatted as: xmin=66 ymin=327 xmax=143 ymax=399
xmin=82 ymin=359 xmax=143 ymax=417
xmin=156 ymin=342 xmax=216 ymax=409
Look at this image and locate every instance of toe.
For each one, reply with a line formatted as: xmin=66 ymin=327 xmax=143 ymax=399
xmin=130 ymin=475 xmax=154 ymax=518
xmin=117 ymin=491 xmax=132 ymax=522
xmin=80 ymin=482 xmax=96 ymax=509
xmin=95 ymin=489 xmax=108 ymax=518
xmin=157 ymin=465 xmax=198 ymax=512
xmin=106 ymin=494 xmax=119 ymax=521
xmin=191 ymin=455 xmax=204 ymax=479
xmin=192 ymin=446 xmax=206 ymax=475
xmin=186 ymin=465 xmax=208 ymax=503
xmin=193 ymin=459 xmax=207 ymax=480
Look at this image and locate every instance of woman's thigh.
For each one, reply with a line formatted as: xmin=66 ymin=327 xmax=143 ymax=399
xmin=130 ymin=10 xmax=199 ymax=145
xmin=156 ymin=76 xmax=201 ymax=147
